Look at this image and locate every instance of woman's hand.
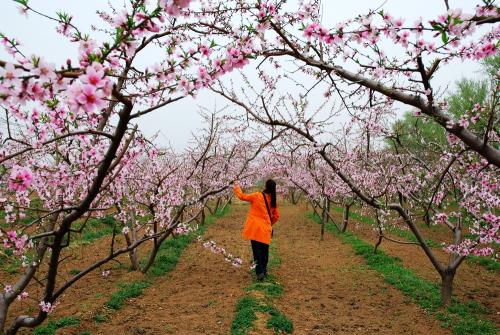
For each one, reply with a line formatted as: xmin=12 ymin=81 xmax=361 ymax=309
xmin=233 ymin=180 xmax=239 ymax=188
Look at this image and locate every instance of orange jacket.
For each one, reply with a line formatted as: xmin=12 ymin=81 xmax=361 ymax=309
xmin=234 ymin=185 xmax=280 ymax=245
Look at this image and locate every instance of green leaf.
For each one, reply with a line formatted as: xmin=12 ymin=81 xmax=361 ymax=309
xmin=13 ymin=0 xmax=29 ymax=6
xmin=431 ymin=23 xmax=444 ymax=33
xmin=114 ymin=28 xmax=124 ymax=44
xmin=441 ymin=31 xmax=449 ymax=44
xmin=45 ymin=98 xmax=59 ymax=109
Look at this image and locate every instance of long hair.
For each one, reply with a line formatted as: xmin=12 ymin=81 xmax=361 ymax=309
xmin=264 ymin=179 xmax=277 ymax=208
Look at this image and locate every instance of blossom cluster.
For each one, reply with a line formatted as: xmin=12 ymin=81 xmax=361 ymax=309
xmin=8 ymin=167 xmax=33 ymax=192
xmin=198 ymin=237 xmax=243 ymax=267
xmin=2 ymin=230 xmax=32 ymax=256
xmin=39 ymin=301 xmax=58 ymax=314
xmin=174 ymin=223 xmax=198 ymax=235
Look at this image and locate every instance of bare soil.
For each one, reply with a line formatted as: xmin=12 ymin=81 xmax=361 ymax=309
xmin=272 ymin=203 xmax=449 ymax=335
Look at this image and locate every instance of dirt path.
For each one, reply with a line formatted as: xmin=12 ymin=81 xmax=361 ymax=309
xmin=271 ymin=202 xmax=449 ymax=335
xmin=82 ymin=203 xmax=253 ymax=335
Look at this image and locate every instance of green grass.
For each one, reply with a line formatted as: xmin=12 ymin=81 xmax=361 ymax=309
xmin=231 ymin=295 xmax=293 ymax=335
xmin=105 ymin=281 xmax=150 ymax=310
xmin=331 ymin=206 xmax=497 ymax=270
xmin=309 ymin=212 xmax=497 ymax=335
xmin=73 ymin=216 xmax=120 ymax=245
xmin=231 ymin=296 xmax=260 ymax=335
xmin=267 ymin=309 xmax=294 ymax=334
xmin=33 ymin=316 xmax=79 ymax=335
xmin=467 ymin=255 xmax=499 ymax=272
xmin=231 ymin=239 xmax=292 ymax=335
xmin=94 ymin=206 xmax=231 ymax=316
xmin=331 ymin=206 xmax=439 ymax=247
xmin=245 ymin=279 xmax=283 ymax=297
xmin=94 ymin=313 xmax=108 ymax=323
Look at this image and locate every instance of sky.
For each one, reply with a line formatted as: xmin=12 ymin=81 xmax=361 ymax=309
xmin=0 ymin=0 xmax=488 ymax=148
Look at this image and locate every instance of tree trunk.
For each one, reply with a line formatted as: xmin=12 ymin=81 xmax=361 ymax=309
xmin=320 ymin=197 xmax=328 ymax=241
xmin=141 ymin=218 xmax=159 ymax=274
xmin=200 ymin=207 xmax=206 ymax=225
xmin=124 ymin=233 xmax=140 ymax=271
xmin=141 ymin=244 xmax=159 ymax=274
xmin=440 ymin=269 xmax=455 ymax=306
xmin=214 ymin=197 xmax=221 ymax=214
xmin=0 ymin=295 xmax=6 ymax=335
xmin=341 ymin=203 xmax=350 ymax=233
xmin=311 ymin=201 xmax=320 ymax=218
xmin=290 ymin=190 xmax=299 ymax=205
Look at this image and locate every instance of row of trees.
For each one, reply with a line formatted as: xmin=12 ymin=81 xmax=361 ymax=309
xmin=0 ymin=0 xmax=268 ymax=333
xmin=212 ymin=0 xmax=499 ymax=305
xmin=0 ymin=0 xmax=498 ymax=333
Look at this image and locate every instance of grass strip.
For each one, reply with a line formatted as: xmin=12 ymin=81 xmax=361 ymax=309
xmin=309 ymin=212 xmax=497 ymax=335
xmin=104 ymin=205 xmax=231 ymax=311
xmin=72 ymin=216 xmax=122 ymax=246
xmin=52 ymin=206 xmax=230 ymax=334
xmin=231 ymin=239 xmax=293 ymax=334
xmin=331 ymin=206 xmax=439 ymax=247
xmin=33 ymin=316 xmax=79 ymax=335
xmin=331 ymin=206 xmax=498 ymax=272
xmin=466 ymin=255 xmax=500 ymax=272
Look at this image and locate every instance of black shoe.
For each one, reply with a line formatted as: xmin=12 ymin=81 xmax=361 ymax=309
xmin=256 ymin=273 xmax=265 ymax=281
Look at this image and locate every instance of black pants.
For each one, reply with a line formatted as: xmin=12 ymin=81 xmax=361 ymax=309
xmin=251 ymin=240 xmax=269 ymax=276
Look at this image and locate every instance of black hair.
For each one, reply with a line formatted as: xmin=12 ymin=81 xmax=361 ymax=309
xmin=264 ymin=179 xmax=277 ymax=208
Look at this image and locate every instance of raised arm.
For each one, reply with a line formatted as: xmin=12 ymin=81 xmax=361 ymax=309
xmin=233 ymin=183 xmax=257 ymax=202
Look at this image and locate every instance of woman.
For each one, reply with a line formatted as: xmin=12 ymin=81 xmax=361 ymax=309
xmin=233 ymin=179 xmax=280 ymax=280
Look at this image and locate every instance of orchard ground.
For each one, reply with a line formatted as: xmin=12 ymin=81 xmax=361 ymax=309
xmin=7 ymin=199 xmax=497 ymax=335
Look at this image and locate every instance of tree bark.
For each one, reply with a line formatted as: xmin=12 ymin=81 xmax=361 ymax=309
xmin=200 ymin=207 xmax=206 ymax=225
xmin=124 ymin=233 xmax=140 ymax=271
xmin=0 ymin=296 xmax=6 ymax=335
xmin=441 ymin=269 xmax=456 ymax=306
xmin=320 ymin=197 xmax=328 ymax=240
xmin=341 ymin=203 xmax=350 ymax=233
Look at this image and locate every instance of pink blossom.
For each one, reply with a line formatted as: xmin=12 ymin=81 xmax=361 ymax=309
xmin=68 ymin=82 xmax=106 ymax=114
xmin=8 ymin=167 xmax=33 ymax=192
xmin=199 ymin=44 xmax=212 ymax=57
xmin=33 ymin=60 xmax=56 ymax=82
xmin=160 ymin=0 xmax=192 ymax=17
xmin=393 ymin=17 xmax=404 ymax=28
xmin=81 ymin=62 xmax=106 ymax=88
xmin=113 ymin=10 xmax=128 ymax=27
xmin=459 ymin=117 xmax=469 ymax=128
xmin=0 ymin=63 xmax=23 ymax=82
xmin=17 ymin=291 xmax=29 ymax=301
xmin=39 ymin=301 xmax=58 ymax=314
